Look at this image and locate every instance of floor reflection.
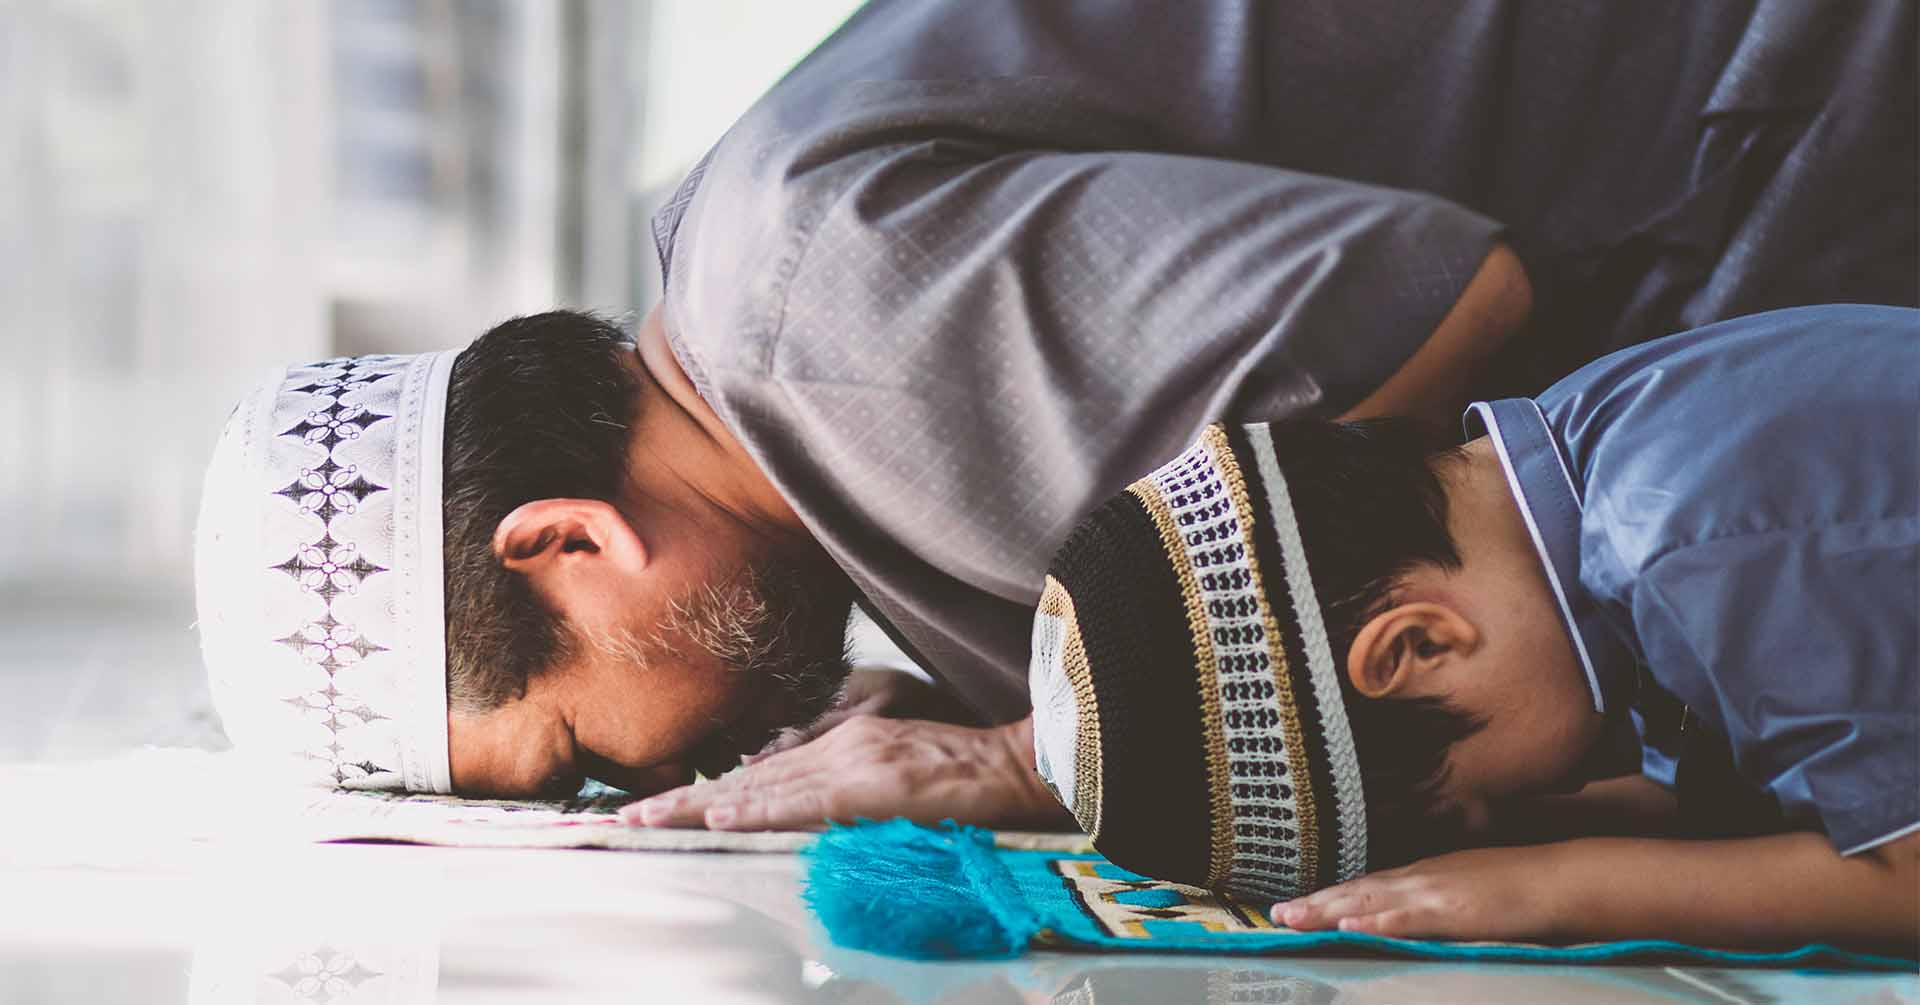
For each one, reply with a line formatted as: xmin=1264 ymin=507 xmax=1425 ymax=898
xmin=171 ymin=843 xmax=817 ymax=1004
xmin=805 ymin=947 xmax=1918 ymax=1005
xmin=1 ymin=835 xmax=1911 ymax=1005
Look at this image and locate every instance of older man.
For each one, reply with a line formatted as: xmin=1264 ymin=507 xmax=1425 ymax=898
xmin=197 ymin=0 xmax=1915 ymax=831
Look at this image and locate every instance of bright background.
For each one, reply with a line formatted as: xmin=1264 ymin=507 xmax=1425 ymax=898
xmin=0 ymin=0 xmax=867 ymax=762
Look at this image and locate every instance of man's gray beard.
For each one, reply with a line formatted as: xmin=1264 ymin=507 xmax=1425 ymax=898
xmin=580 ymin=561 xmax=854 ymax=781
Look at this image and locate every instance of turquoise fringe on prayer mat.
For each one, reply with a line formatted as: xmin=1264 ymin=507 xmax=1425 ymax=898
xmin=804 ymin=820 xmax=1917 ymax=971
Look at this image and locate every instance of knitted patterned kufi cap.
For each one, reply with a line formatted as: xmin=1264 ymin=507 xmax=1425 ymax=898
xmin=1028 ymin=423 xmax=1366 ymax=900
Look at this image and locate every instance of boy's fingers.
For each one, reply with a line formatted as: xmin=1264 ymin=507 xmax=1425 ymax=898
xmin=1275 ymin=882 xmax=1399 ymax=929
xmin=1274 ymin=896 xmax=1334 ymax=929
xmin=1337 ymin=908 xmax=1420 ymax=938
xmin=1272 ymin=889 xmax=1320 ymax=926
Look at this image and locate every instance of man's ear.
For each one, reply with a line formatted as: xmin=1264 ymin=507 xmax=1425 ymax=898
xmin=1344 ymin=601 xmax=1479 ymax=700
xmin=491 ymin=499 xmax=648 ymax=584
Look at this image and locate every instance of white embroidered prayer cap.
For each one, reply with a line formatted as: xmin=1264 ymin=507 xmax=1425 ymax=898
xmin=196 ymin=350 xmax=460 ymax=793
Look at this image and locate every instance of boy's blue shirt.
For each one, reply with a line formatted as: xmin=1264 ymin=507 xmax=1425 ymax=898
xmin=1467 ymin=304 xmax=1919 ymax=855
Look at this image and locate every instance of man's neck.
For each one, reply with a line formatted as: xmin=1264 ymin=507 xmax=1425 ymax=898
xmin=626 ymin=307 xmax=809 ymax=549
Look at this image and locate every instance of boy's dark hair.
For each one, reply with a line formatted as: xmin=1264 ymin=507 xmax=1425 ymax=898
xmin=440 ymin=310 xmax=640 ymax=713
xmin=1268 ymin=416 xmax=1487 ymax=867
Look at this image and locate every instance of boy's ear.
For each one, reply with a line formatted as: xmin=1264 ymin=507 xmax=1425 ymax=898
xmin=1345 ymin=602 xmax=1479 ymax=699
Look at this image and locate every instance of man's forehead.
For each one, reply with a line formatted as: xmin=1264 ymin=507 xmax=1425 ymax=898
xmin=446 ymin=688 xmax=578 ymax=797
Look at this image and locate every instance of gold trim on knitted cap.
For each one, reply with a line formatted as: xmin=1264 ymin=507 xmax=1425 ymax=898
xmin=1205 ymin=425 xmax=1321 ymax=886
xmin=1127 ymin=473 xmax=1235 ymax=889
xmin=1039 ymin=576 xmax=1106 ymax=840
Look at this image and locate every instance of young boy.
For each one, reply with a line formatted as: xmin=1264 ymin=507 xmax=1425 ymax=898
xmin=1028 ymin=304 xmax=1918 ymax=952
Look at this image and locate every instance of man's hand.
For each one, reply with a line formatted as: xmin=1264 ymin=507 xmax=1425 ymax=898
xmin=1275 ymin=831 xmax=1920 ymax=953
xmin=1273 ymin=844 xmax=1569 ymax=941
xmin=744 ymin=668 xmax=978 ymax=763
xmin=621 ymin=715 xmax=1074 ymax=831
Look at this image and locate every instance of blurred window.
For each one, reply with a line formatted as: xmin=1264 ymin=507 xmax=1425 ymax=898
xmin=0 ymin=0 xmax=861 ymax=762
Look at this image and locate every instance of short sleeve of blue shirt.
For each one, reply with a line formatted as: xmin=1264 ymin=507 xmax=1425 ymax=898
xmin=1475 ymin=305 xmax=1919 ymax=855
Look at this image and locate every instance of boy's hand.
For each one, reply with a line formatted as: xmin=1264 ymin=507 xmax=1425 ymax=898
xmin=1272 ymin=844 xmax=1569 ymax=941
xmin=1274 ymin=832 xmax=1920 ymax=953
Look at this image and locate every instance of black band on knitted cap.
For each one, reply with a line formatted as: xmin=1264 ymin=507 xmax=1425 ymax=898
xmin=1049 ymin=489 xmax=1215 ymax=887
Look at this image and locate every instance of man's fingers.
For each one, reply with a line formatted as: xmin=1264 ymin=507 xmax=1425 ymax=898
xmin=622 ymin=749 xmax=831 ymax=827
xmin=703 ymin=784 xmax=835 ymax=831
xmin=747 ymin=700 xmax=893 ymax=762
xmin=623 ymin=715 xmax=984 ymax=831
xmin=621 ymin=783 xmax=708 ymax=827
xmin=743 ymin=700 xmax=897 ymax=765
xmin=743 ymin=727 xmax=810 ymax=764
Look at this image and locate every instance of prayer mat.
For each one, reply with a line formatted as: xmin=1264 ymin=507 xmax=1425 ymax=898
xmin=804 ymin=820 xmax=1918 ymax=972
xmin=296 ymin=787 xmax=810 ymax=852
xmin=299 ymin=787 xmax=1094 ymax=854
xmin=0 ymin=753 xmax=1090 ymax=871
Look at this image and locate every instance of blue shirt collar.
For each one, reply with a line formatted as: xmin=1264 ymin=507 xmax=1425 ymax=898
xmin=1464 ymin=400 xmax=1635 ymax=715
